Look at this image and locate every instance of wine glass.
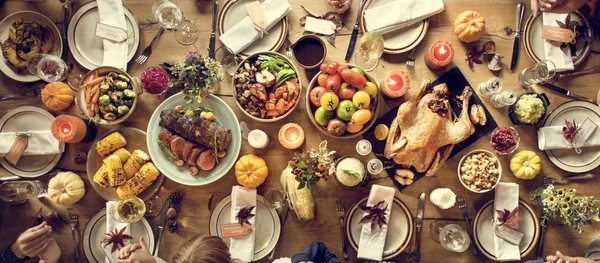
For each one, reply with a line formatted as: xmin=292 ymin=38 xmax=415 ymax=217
xmin=518 ymin=60 xmax=556 ymax=87
xmin=110 ymin=197 xmax=146 ymax=223
xmin=428 ymin=219 xmax=449 ymax=243
xmin=439 ymin=224 xmax=471 ymax=252
xmin=355 ymin=31 xmax=384 ymax=71
xmin=264 ymin=189 xmax=286 ymax=209
xmin=66 ymin=63 xmax=87 ymax=91
xmin=26 ymin=54 xmax=68 ymax=82
xmin=144 ymin=195 xmax=164 ymax=218
xmin=215 ymin=46 xmax=241 ymax=76
xmin=152 ymin=0 xmax=198 ymax=45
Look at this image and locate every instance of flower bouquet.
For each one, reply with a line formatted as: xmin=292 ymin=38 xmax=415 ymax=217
xmin=165 ymin=51 xmax=223 ymax=103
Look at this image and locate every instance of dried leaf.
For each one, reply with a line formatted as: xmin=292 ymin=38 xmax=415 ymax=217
xmin=556 ymin=20 xmax=567 ymax=28
xmin=301 ymin=5 xmax=321 ymax=17
xmin=496 ymin=207 xmax=523 ymax=227
xmin=236 ymin=206 xmax=256 ymax=226
xmin=359 ymin=201 xmax=388 ymax=232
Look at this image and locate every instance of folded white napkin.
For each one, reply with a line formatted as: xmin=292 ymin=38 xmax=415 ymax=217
xmin=97 ymin=0 xmax=128 ymax=70
xmin=538 ymin=123 xmax=600 ymax=150
xmin=230 ymin=186 xmax=257 ymax=262
xmin=0 ymin=131 xmax=63 ymax=157
xmin=493 ymin=182 xmax=520 ymax=262
xmin=105 ymin=201 xmax=131 ymax=263
xmin=219 ymin=0 xmax=292 ymax=54
xmin=364 ymin=0 xmax=444 ymax=34
xmin=542 ymin=13 xmax=574 ymax=72
xmin=357 ymin=185 xmax=395 ymax=261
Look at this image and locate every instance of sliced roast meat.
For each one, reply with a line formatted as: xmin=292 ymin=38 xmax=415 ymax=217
xmin=159 ymin=110 xmax=232 ymax=152
xmin=158 ymin=128 xmax=172 ymax=145
xmin=182 ymin=141 xmax=196 ymax=161
xmin=187 ymin=147 xmax=203 ymax=166
xmin=197 ymin=150 xmax=216 ymax=171
xmin=169 ymin=136 xmax=186 ymax=155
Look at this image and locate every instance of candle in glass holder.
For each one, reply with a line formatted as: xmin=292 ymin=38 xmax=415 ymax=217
xmin=424 ymin=40 xmax=454 ymax=70
xmin=51 ymin=115 xmax=96 ymax=143
xmin=248 ymin=129 xmax=269 ymax=149
xmin=278 ymin=123 xmax=305 ymax=150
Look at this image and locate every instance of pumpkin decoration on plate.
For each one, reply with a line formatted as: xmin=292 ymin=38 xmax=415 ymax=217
xmin=454 ymin=10 xmax=486 ymax=43
xmin=42 ymin=82 xmax=74 ymax=110
xmin=235 ymin=154 xmax=268 ymax=188
xmin=510 ymin=150 xmax=541 ymax=180
xmin=47 ymin=171 xmax=85 ymax=205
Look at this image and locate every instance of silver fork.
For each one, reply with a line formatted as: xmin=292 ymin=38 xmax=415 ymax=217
xmin=67 ymin=207 xmax=81 ymax=263
xmin=542 ymin=173 xmax=595 ymax=186
xmin=135 ymin=27 xmax=165 ymax=64
xmin=284 ymin=38 xmax=293 ymax=59
xmin=406 ymin=46 xmax=418 ymax=69
xmin=457 ymin=198 xmax=478 ymax=256
xmin=335 ymin=200 xmax=349 ymax=259
xmin=0 ymin=89 xmax=42 ymax=101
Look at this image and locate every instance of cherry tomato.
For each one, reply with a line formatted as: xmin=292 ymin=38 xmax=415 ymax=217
xmin=320 ymin=92 xmax=340 ymax=111
xmin=314 ymin=107 xmax=334 ymax=126
xmin=317 ymin=73 xmax=329 ymax=87
xmin=340 ymin=69 xmax=367 ymax=88
xmin=309 ymin=86 xmax=328 ymax=107
xmin=338 ymin=64 xmax=349 ymax=71
xmin=352 ymin=91 xmax=371 ymax=110
xmin=320 ymin=63 xmax=329 ymax=74
xmin=327 ymin=74 xmax=342 ymax=92
xmin=351 ymin=109 xmax=372 ymax=125
xmin=358 ymin=82 xmax=378 ymax=99
xmin=331 ymin=62 xmax=340 ymax=72
xmin=346 ymin=122 xmax=364 ymax=134
xmin=337 ymin=83 xmax=356 ymax=100
xmin=326 ymin=119 xmax=347 ymax=136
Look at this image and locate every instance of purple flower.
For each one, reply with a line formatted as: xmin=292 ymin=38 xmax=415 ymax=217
xmin=184 ymin=51 xmax=201 ymax=62
xmin=141 ymin=67 xmax=169 ymax=95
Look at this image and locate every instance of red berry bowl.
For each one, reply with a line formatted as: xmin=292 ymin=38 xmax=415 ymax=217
xmin=490 ymin=126 xmax=520 ymax=155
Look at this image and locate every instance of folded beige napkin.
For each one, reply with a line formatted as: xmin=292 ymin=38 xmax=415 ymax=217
xmin=219 ymin=0 xmax=292 ymax=54
xmin=493 ymin=182 xmax=520 ymax=262
xmin=543 ymin=13 xmax=574 ymax=72
xmin=364 ymin=0 xmax=444 ymax=34
xmin=357 ymin=184 xmax=395 ymax=261
xmin=105 ymin=201 xmax=131 ymax=263
xmin=538 ymin=123 xmax=600 ymax=150
xmin=0 ymin=131 xmax=63 ymax=157
xmin=97 ymin=0 xmax=128 ymax=70
xmin=230 ymin=186 xmax=256 ymax=262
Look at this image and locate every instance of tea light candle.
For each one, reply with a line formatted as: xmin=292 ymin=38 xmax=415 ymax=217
xmin=424 ymin=40 xmax=454 ymax=70
xmin=51 ymin=115 xmax=87 ymax=143
xmin=248 ymin=129 xmax=269 ymax=149
xmin=278 ymin=123 xmax=305 ymax=150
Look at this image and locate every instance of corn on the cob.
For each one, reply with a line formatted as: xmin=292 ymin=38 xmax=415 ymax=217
xmin=117 ymin=162 xmax=160 ymax=199
xmin=95 ymin=132 xmax=127 ymax=156
xmin=281 ymin=167 xmax=314 ymax=221
xmin=93 ymin=149 xmax=131 ymax=187
xmin=124 ymin=150 xmax=150 ymax=179
xmin=112 ymin=148 xmax=131 ymax=163
xmin=104 ymin=154 xmax=126 ymax=186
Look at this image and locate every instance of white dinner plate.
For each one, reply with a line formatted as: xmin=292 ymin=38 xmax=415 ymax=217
xmin=543 ymin=100 xmax=600 ymax=173
xmin=359 ymin=0 xmax=428 ymax=54
xmin=0 ymin=106 xmax=64 ymax=178
xmin=0 ymin=11 xmax=63 ymax=82
xmin=218 ymin=0 xmax=288 ymax=56
xmin=345 ymin=196 xmax=413 ymax=259
xmin=146 ymin=93 xmax=241 ymax=186
xmin=473 ymin=199 xmax=540 ymax=262
xmin=209 ymin=195 xmax=281 ymax=261
xmin=68 ymin=1 xmax=140 ymax=70
xmin=83 ymin=208 xmax=155 ymax=263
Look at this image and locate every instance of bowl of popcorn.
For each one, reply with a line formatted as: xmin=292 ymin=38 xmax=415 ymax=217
xmin=457 ymin=150 xmax=502 ymax=193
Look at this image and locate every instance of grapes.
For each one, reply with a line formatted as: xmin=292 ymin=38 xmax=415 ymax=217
xmin=491 ymin=127 xmax=517 ymax=153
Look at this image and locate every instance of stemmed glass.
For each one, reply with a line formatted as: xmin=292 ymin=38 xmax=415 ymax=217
xmin=518 ymin=60 xmax=556 ymax=88
xmin=430 ymin=220 xmax=471 ymax=252
xmin=152 ymin=0 xmax=198 ymax=45
xmin=355 ymin=31 xmax=384 ymax=71
xmin=264 ymin=189 xmax=287 ymax=209
xmin=215 ymin=46 xmax=241 ymax=76
xmin=110 ymin=197 xmax=146 ymax=223
xmin=26 ymin=54 xmax=68 ymax=82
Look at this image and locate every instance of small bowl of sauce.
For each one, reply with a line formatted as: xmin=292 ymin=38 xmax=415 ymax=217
xmin=291 ymin=34 xmax=327 ymax=69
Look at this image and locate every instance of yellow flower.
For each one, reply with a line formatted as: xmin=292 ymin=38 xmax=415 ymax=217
xmin=561 ymin=202 xmax=570 ymax=210
xmin=572 ymin=198 xmax=581 ymax=206
xmin=545 ymin=195 xmax=556 ymax=203
xmin=557 ymin=189 xmax=565 ymax=197
xmin=564 ymin=196 xmax=572 ymax=203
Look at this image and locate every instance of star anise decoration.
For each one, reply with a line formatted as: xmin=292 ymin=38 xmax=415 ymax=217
xmin=496 ymin=207 xmax=523 ymax=227
xmin=465 ymin=46 xmax=484 ymax=71
xmin=236 ymin=206 xmax=255 ymax=226
xmin=359 ymin=200 xmax=388 ymax=232
xmin=102 ymin=227 xmax=133 ymax=253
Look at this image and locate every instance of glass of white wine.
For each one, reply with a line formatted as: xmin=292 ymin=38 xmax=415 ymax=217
xmin=152 ymin=0 xmax=198 ymax=45
xmin=355 ymin=31 xmax=384 ymax=72
xmin=439 ymin=224 xmax=471 ymax=252
xmin=111 ymin=197 xmax=146 ymax=223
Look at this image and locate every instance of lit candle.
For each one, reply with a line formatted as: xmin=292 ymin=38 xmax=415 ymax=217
xmin=278 ymin=123 xmax=305 ymax=150
xmin=381 ymin=70 xmax=409 ymax=99
xmin=248 ymin=129 xmax=269 ymax=149
xmin=424 ymin=40 xmax=454 ymax=71
xmin=51 ymin=115 xmax=88 ymax=143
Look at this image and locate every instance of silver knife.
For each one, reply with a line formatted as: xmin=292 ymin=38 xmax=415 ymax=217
xmin=267 ymin=200 xmax=289 ymax=260
xmin=510 ymin=2 xmax=525 ymax=71
xmin=542 ymin=83 xmax=594 ymax=103
xmin=61 ymin=4 xmax=70 ymax=62
xmin=209 ymin=1 xmax=218 ymax=59
xmin=152 ymin=201 xmax=171 ymax=256
xmin=344 ymin=0 xmax=364 ymax=62
xmin=413 ymin=192 xmax=425 ymax=262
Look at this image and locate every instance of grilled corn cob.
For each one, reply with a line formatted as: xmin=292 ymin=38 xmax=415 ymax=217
xmin=124 ymin=150 xmax=150 ymax=179
xmin=112 ymin=148 xmax=131 ymax=162
xmin=104 ymin=154 xmax=126 ymax=186
xmin=93 ymin=148 xmax=131 ymax=187
xmin=117 ymin=162 xmax=160 ymax=198
xmin=95 ymin=132 xmax=127 ymax=156
xmin=281 ymin=167 xmax=314 ymax=221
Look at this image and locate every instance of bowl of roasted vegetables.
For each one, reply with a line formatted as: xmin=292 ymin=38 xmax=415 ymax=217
xmin=77 ymin=66 xmax=142 ymax=125
xmin=233 ymin=52 xmax=302 ymax=122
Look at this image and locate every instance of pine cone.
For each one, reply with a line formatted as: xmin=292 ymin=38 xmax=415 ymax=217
xmin=74 ymin=152 xmax=87 ymax=165
xmin=167 ymin=220 xmax=178 ymax=233
xmin=168 ymin=192 xmax=183 ymax=205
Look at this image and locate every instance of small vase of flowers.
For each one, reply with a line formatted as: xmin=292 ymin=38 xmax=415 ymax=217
xmin=167 ymin=51 xmax=223 ymax=104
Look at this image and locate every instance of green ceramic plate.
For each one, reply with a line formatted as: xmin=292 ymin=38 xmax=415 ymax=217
xmin=147 ymin=93 xmax=241 ymax=186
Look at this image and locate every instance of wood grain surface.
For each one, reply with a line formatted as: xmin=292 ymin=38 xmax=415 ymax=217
xmin=1 ymin=0 xmax=600 ymax=262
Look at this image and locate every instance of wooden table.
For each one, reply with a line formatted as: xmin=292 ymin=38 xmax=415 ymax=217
xmin=1 ymin=0 xmax=599 ymax=262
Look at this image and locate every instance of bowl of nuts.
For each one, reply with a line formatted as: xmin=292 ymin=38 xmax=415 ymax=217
xmin=233 ymin=51 xmax=301 ymax=122
xmin=457 ymin=149 xmax=502 ymax=193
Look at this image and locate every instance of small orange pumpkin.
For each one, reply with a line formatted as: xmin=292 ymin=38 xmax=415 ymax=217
xmin=42 ymin=82 xmax=73 ymax=110
xmin=454 ymin=10 xmax=486 ymax=43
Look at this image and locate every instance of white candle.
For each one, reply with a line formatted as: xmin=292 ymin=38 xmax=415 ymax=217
xmin=248 ymin=129 xmax=269 ymax=149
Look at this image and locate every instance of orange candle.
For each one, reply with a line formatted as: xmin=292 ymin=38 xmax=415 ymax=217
xmin=424 ymin=40 xmax=454 ymax=70
xmin=51 ymin=115 xmax=87 ymax=143
xmin=278 ymin=123 xmax=305 ymax=150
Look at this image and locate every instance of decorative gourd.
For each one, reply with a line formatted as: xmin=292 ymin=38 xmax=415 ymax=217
xmin=454 ymin=10 xmax=486 ymax=43
xmin=42 ymin=82 xmax=73 ymax=110
xmin=234 ymin=154 xmax=268 ymax=188
xmin=47 ymin=171 xmax=85 ymax=205
xmin=280 ymin=167 xmax=315 ymax=221
xmin=510 ymin=150 xmax=541 ymax=180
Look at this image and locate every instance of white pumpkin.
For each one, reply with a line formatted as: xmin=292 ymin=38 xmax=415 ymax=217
xmin=48 ymin=171 xmax=85 ymax=205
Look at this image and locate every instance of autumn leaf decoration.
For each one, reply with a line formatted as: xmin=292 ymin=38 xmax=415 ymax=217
xmin=102 ymin=227 xmax=133 ymax=253
xmin=496 ymin=207 xmax=523 ymax=227
xmin=360 ymin=201 xmax=388 ymax=232
xmin=236 ymin=206 xmax=255 ymax=226
xmin=563 ymin=119 xmax=581 ymax=144
xmin=465 ymin=46 xmax=484 ymax=71
xmin=555 ymin=15 xmax=592 ymax=50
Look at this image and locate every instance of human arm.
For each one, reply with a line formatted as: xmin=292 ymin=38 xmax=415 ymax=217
xmin=531 ymin=0 xmax=591 ymax=16
xmin=546 ymin=251 xmax=596 ymax=263
xmin=116 ymin=236 xmax=157 ymax=263
xmin=10 ymin=222 xmax=54 ymax=259
xmin=291 ymin=242 xmax=340 ymax=263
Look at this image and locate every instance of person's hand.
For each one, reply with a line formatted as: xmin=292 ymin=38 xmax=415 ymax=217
xmin=38 ymin=239 xmax=61 ymax=263
xmin=11 ymin=222 xmax=54 ymax=258
xmin=546 ymin=251 xmax=596 ymax=263
xmin=117 ymin=236 xmax=156 ymax=263
xmin=531 ymin=0 xmax=588 ymax=16
xmin=327 ymin=0 xmax=352 ymax=14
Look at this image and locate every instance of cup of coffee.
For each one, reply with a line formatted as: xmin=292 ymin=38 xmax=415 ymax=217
xmin=291 ymin=34 xmax=327 ymax=69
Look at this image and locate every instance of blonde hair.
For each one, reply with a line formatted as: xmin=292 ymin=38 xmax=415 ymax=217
xmin=172 ymin=235 xmax=232 ymax=263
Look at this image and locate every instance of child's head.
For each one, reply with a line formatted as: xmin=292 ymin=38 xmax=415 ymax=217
xmin=172 ymin=235 xmax=231 ymax=263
